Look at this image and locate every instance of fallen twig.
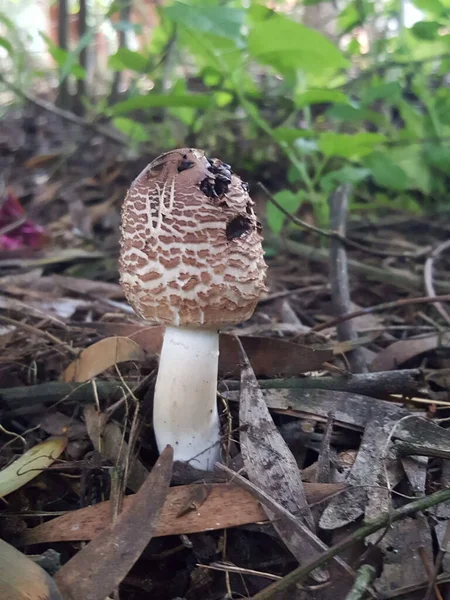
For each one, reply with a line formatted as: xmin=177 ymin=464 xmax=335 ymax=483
xmin=259 ymin=182 xmax=423 ymax=259
xmin=0 ymin=74 xmax=128 ymax=146
xmin=250 ymin=486 xmax=450 ymax=599
xmin=394 ymin=440 xmax=450 ymax=461
xmin=311 ymin=295 xmax=450 ymax=333
xmin=424 ymin=239 xmax=450 ymax=325
xmin=329 ymin=185 xmax=366 ymax=373
xmin=344 ymin=564 xmax=376 ymax=600
xmin=282 ymin=237 xmax=440 ymax=292
xmin=222 ymin=369 xmax=424 ymax=398
xmin=0 ymin=368 xmax=425 ymax=419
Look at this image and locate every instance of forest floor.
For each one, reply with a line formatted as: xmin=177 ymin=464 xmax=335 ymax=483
xmin=1 ymin=103 xmax=450 ymax=600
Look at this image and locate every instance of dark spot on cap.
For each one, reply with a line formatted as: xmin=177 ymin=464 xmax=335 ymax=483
xmin=242 ymin=181 xmax=249 ymax=193
xmin=226 ymin=215 xmax=253 ymax=241
xmin=200 ymin=177 xmax=218 ymax=199
xmin=177 ymin=159 xmax=194 ymax=173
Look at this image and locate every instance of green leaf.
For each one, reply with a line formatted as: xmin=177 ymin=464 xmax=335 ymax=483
xmin=362 ymin=82 xmax=402 ymax=105
xmin=364 ymin=151 xmax=408 ymax=190
xmin=178 ymin=28 xmax=243 ymax=73
xmin=248 ymin=12 xmax=347 ymax=75
xmin=387 ymin=146 xmax=431 ymax=193
xmin=338 ymin=3 xmax=362 ymax=32
xmin=108 ymin=48 xmax=149 ymax=72
xmin=425 ymin=144 xmax=450 ymax=176
xmin=0 ymin=12 xmax=15 ymax=31
xmin=164 ymin=1 xmax=245 ymax=44
xmin=318 ymin=132 xmax=386 ymax=159
xmin=266 ymin=190 xmax=303 ymax=235
xmin=295 ymin=89 xmax=348 ymax=108
xmin=112 ymin=117 xmax=150 ymax=142
xmin=202 ymin=67 xmax=222 ymax=87
xmin=327 ymin=105 xmax=386 ymax=128
xmin=411 ymin=0 xmax=445 ymax=16
xmin=214 ymin=91 xmax=233 ymax=107
xmin=320 ymin=167 xmax=370 ymax=193
xmin=273 ymin=127 xmax=315 ymax=144
xmin=39 ymin=32 xmax=87 ymax=80
xmin=0 ymin=36 xmax=12 ymax=54
xmin=110 ymin=93 xmax=213 ymax=115
xmin=411 ymin=21 xmax=441 ymax=41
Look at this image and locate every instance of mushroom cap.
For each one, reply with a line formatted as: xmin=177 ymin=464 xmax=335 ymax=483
xmin=119 ymin=148 xmax=267 ymax=327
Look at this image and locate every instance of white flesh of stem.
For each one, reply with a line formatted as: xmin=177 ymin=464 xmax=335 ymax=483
xmin=153 ymin=326 xmax=221 ymax=470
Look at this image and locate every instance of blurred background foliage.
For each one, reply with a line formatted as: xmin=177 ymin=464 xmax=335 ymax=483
xmin=1 ymin=0 xmax=450 ymax=235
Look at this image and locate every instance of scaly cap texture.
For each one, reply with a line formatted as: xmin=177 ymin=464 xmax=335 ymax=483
xmin=119 ymin=148 xmax=267 ymax=327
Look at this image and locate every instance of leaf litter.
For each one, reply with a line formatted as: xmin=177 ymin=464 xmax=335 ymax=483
xmin=2 ymin=107 xmax=450 ymax=599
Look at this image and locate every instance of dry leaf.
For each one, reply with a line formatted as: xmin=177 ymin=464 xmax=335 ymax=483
xmin=62 ymin=336 xmax=146 ymax=382
xmin=0 ymin=437 xmax=67 ymax=498
xmin=371 ymin=333 xmax=450 ymax=371
xmin=24 ymin=153 xmax=64 ymax=168
xmin=54 ymin=446 xmax=173 ymax=600
xmin=84 ymin=322 xmax=333 ymax=377
xmin=22 ymin=481 xmax=344 ymax=545
xmin=0 ymin=537 xmax=63 ymax=600
xmin=237 ymin=338 xmax=328 ymax=582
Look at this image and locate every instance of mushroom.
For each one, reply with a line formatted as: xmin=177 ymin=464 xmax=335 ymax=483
xmin=119 ymin=148 xmax=267 ymax=470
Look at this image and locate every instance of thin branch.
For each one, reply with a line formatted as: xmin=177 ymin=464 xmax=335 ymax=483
xmin=221 ymin=368 xmax=424 ymax=397
xmin=0 ymin=74 xmax=128 ymax=146
xmin=311 ymin=295 xmax=450 ymax=333
xmin=283 ymin=237 xmax=445 ymax=292
xmin=344 ymin=564 xmax=376 ymax=600
xmin=258 ymin=183 xmax=421 ymax=259
xmin=329 ymin=184 xmax=366 ymax=373
xmin=0 ymin=314 xmax=78 ymax=356
xmin=250 ymin=486 xmax=450 ymax=600
xmin=424 ymin=239 xmax=450 ymax=325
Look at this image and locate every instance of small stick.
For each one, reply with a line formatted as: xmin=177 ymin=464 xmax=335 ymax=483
xmin=0 ymin=74 xmax=127 ymax=146
xmin=394 ymin=440 xmax=450 ymax=461
xmin=419 ymin=546 xmax=444 ymax=600
xmin=344 ymin=564 xmax=377 ymax=600
xmin=311 ymin=295 xmax=450 ymax=333
xmin=423 ymin=519 xmax=450 ymax=600
xmin=424 ymin=239 xmax=450 ymax=325
xmin=222 ymin=368 xmax=424 ymax=397
xmin=0 ymin=314 xmax=78 ymax=356
xmin=329 ymin=185 xmax=366 ymax=373
xmin=258 ymin=182 xmax=421 ymax=258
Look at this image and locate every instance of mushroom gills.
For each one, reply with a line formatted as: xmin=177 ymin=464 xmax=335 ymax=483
xmin=152 ymin=326 xmax=221 ymax=470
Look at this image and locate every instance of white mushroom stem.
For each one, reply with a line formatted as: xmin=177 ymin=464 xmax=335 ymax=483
xmin=153 ymin=326 xmax=221 ymax=470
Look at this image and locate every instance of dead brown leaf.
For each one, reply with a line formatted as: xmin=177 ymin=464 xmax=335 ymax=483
xmin=54 ymin=446 xmax=173 ymax=600
xmin=22 ymin=481 xmax=344 ymax=545
xmin=62 ymin=336 xmax=147 ymax=382
xmin=84 ymin=323 xmax=333 ymax=377
xmin=237 ymin=337 xmax=328 ymax=582
xmin=24 ymin=153 xmax=64 ymax=169
xmin=371 ymin=332 xmax=450 ymax=371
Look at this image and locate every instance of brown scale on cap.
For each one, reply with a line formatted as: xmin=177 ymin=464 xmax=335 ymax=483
xmin=119 ymin=148 xmax=267 ymax=327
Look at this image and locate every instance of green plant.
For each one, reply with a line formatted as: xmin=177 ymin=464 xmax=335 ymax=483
xmin=2 ymin=0 xmax=450 ymax=234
